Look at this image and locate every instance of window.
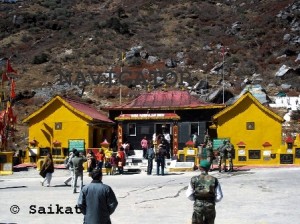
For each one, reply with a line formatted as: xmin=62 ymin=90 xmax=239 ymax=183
xmin=296 ymin=148 xmax=300 ymax=159
xmin=190 ymin=123 xmax=199 ymax=136
xmin=246 ymin=122 xmax=255 ymax=130
xmin=249 ymin=150 xmax=261 ymax=159
xmin=55 ymin=122 xmax=62 ymax=130
xmin=128 ymin=123 xmax=136 ymax=136
xmin=140 ymin=126 xmax=150 ymax=135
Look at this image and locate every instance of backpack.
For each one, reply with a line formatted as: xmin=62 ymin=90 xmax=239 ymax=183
xmin=191 ymin=174 xmax=217 ymax=200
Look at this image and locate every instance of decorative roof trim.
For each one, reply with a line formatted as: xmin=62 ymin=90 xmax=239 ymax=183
xmin=213 ymin=92 xmax=284 ymax=123
xmin=23 ymin=96 xmax=114 ymax=123
xmin=115 ymin=113 xmax=180 ymax=121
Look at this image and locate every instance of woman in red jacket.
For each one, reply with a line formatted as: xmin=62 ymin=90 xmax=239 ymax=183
xmin=97 ymin=149 xmax=106 ymax=171
xmin=117 ymin=147 xmax=126 ymax=175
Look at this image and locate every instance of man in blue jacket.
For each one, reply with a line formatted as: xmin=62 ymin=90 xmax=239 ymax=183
xmin=78 ymin=169 xmax=118 ymax=224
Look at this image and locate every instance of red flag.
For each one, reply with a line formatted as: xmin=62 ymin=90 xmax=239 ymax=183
xmin=10 ymin=79 xmax=16 ymax=99
xmin=2 ymin=72 xmax=9 ymax=82
xmin=7 ymin=60 xmax=17 ymax=74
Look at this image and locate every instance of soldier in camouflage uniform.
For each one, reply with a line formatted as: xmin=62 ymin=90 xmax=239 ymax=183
xmin=205 ymin=140 xmax=214 ymax=171
xmin=217 ymin=140 xmax=228 ymax=172
xmin=186 ymin=160 xmax=223 ymax=224
xmin=225 ymin=141 xmax=234 ymax=172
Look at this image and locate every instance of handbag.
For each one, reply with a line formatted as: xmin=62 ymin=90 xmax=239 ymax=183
xmin=39 ymin=169 xmax=46 ymax=178
xmin=118 ymin=161 xmax=123 ymax=167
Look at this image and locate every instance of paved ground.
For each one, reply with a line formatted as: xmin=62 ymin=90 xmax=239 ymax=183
xmin=0 ymin=166 xmax=299 ymax=224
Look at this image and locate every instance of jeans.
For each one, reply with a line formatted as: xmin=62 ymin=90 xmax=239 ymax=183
xmin=147 ymin=159 xmax=153 ymax=175
xmin=41 ymin=172 xmax=52 ymax=186
xmin=97 ymin=161 xmax=104 ymax=170
xmin=73 ymin=172 xmax=83 ymax=192
xmin=156 ymin=157 xmax=165 ymax=175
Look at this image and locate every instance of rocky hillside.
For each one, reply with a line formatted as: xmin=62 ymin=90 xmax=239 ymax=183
xmin=0 ymin=0 xmax=299 ymax=146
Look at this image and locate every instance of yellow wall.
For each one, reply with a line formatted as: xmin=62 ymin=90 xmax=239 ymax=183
xmin=215 ymin=96 xmax=284 ymax=166
xmin=217 ymin=97 xmax=282 ymax=148
xmin=27 ymin=100 xmax=90 ymax=150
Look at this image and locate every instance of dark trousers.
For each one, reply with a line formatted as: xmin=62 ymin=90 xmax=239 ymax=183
xmin=147 ymin=159 xmax=153 ymax=175
xmin=118 ymin=166 xmax=124 ymax=175
xmin=97 ymin=161 xmax=104 ymax=170
xmin=156 ymin=157 xmax=165 ymax=175
xmin=142 ymin=148 xmax=147 ymax=158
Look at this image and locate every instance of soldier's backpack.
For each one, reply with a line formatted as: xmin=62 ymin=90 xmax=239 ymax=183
xmin=191 ymin=174 xmax=217 ymax=200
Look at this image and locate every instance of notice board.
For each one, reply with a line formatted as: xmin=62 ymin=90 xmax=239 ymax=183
xmin=68 ymin=139 xmax=85 ymax=152
xmin=212 ymin=138 xmax=230 ymax=150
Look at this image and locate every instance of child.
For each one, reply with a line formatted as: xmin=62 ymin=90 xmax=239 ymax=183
xmin=105 ymin=159 xmax=113 ymax=175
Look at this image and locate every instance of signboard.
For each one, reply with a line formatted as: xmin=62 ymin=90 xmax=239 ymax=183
xmin=68 ymin=139 xmax=85 ymax=152
xmin=213 ymin=138 xmax=230 ymax=150
xmin=116 ymin=113 xmax=180 ymax=120
xmin=187 ymin=149 xmax=195 ymax=155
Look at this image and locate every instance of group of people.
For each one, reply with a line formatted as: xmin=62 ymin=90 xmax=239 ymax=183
xmin=39 ymin=143 xmax=223 ymax=224
xmin=195 ymin=132 xmax=234 ymax=173
xmin=39 ymin=146 xmax=127 ymax=193
xmin=217 ymin=139 xmax=234 ymax=173
xmin=141 ymin=134 xmax=171 ymax=176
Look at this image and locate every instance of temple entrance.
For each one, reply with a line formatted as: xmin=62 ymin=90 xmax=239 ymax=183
xmin=155 ymin=123 xmax=171 ymax=135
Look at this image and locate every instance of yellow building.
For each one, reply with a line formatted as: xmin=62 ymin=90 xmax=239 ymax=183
xmin=211 ymin=91 xmax=292 ymax=166
xmin=22 ymin=95 xmax=114 ymax=165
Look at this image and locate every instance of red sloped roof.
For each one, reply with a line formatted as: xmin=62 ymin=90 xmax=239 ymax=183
xmin=106 ymin=90 xmax=223 ymax=110
xmin=65 ymin=98 xmax=114 ymax=123
xmin=237 ymin=141 xmax=246 ymax=146
xmin=262 ymin=141 xmax=272 ymax=147
xmin=285 ymin=136 xmax=294 ymax=143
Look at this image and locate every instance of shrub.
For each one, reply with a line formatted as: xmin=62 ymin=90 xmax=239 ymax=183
xmin=32 ymin=53 xmax=49 ymax=64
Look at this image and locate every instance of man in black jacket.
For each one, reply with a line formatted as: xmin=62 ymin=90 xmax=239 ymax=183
xmin=156 ymin=144 xmax=167 ymax=176
xmin=78 ymin=169 xmax=118 ymax=224
xmin=146 ymin=143 xmax=155 ymax=175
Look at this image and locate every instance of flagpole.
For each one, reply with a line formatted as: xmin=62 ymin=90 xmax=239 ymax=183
xmin=120 ymin=65 xmax=122 ymax=105
xmin=222 ymin=49 xmax=225 ymax=104
xmin=120 ymin=52 xmax=124 ymax=105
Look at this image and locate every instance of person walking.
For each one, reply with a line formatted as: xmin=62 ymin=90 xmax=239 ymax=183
xmin=40 ymin=152 xmax=54 ymax=187
xmin=64 ymin=148 xmax=77 ymax=186
xmin=72 ymin=150 xmax=87 ymax=193
xmin=146 ymin=143 xmax=155 ymax=175
xmin=141 ymin=136 xmax=148 ymax=159
xmin=97 ymin=148 xmax=106 ymax=171
xmin=156 ymin=144 xmax=167 ymax=176
xmin=186 ymin=160 xmax=223 ymax=224
xmin=86 ymin=150 xmax=97 ymax=177
xmin=78 ymin=169 xmax=118 ymax=224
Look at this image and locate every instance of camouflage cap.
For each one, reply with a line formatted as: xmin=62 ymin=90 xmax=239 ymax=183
xmin=199 ymin=160 xmax=211 ymax=169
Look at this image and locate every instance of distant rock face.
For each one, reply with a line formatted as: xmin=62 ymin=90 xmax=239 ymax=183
xmin=277 ymin=1 xmax=300 ymax=45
